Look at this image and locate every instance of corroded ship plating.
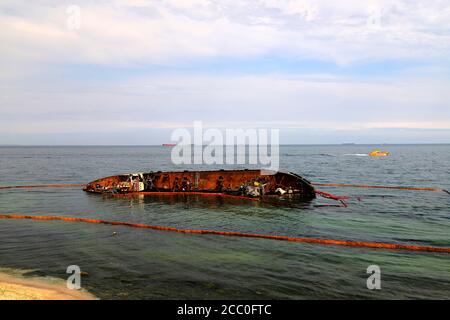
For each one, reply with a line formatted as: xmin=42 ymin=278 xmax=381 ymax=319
xmin=84 ymin=170 xmax=316 ymax=200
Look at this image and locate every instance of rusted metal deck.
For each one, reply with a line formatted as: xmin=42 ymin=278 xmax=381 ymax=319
xmin=83 ymin=169 xmax=316 ymax=200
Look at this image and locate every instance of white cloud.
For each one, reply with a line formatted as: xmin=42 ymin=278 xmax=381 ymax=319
xmin=1 ymin=0 xmax=450 ymax=66
xmin=3 ymin=119 xmax=450 ymax=135
xmin=1 ymin=72 xmax=449 ymax=135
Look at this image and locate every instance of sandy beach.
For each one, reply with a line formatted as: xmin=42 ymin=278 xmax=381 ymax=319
xmin=0 ymin=272 xmax=96 ymax=300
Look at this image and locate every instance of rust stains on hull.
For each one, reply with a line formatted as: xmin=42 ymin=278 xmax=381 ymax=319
xmin=83 ymin=169 xmax=316 ymax=200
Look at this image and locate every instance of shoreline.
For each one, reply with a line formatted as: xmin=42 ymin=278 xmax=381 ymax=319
xmin=0 ymin=271 xmax=97 ymax=300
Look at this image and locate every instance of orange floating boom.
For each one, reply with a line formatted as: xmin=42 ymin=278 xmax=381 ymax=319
xmin=0 ymin=184 xmax=84 ymax=190
xmin=1 ymin=214 xmax=449 ymax=254
xmin=2 ymin=182 xmax=447 ymax=195
xmin=312 ymin=183 xmax=450 ymax=195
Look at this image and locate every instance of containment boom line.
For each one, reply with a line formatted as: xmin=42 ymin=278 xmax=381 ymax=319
xmin=1 ymin=214 xmax=449 ymax=254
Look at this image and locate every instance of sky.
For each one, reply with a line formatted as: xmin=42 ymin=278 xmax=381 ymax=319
xmin=1 ymin=0 xmax=450 ymax=145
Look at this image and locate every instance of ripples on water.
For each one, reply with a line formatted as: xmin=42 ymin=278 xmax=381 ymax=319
xmin=0 ymin=145 xmax=449 ymax=299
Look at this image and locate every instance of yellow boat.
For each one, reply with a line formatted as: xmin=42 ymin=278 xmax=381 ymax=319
xmin=369 ymin=150 xmax=390 ymax=157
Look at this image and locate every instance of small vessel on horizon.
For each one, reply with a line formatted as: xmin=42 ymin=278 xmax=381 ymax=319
xmin=369 ymin=150 xmax=390 ymax=157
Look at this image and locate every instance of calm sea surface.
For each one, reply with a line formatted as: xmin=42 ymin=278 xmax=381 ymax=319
xmin=0 ymin=145 xmax=449 ymax=299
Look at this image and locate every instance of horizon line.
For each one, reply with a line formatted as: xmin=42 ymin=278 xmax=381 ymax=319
xmin=1 ymin=143 xmax=450 ymax=147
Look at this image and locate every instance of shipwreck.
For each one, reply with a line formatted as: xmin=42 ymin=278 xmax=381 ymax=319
xmin=83 ymin=169 xmax=316 ymax=200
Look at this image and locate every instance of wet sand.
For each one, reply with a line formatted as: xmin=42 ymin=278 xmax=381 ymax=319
xmin=0 ymin=272 xmax=96 ymax=300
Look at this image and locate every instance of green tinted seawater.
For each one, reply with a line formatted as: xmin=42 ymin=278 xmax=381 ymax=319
xmin=0 ymin=145 xmax=449 ymax=299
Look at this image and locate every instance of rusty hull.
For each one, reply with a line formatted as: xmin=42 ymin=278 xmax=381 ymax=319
xmin=83 ymin=169 xmax=316 ymax=200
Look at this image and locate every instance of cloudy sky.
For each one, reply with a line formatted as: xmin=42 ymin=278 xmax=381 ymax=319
xmin=1 ymin=0 xmax=450 ymax=145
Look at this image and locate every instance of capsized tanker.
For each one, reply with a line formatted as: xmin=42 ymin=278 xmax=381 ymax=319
xmin=83 ymin=169 xmax=316 ymax=200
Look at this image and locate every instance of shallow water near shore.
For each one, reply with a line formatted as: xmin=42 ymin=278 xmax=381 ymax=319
xmin=0 ymin=145 xmax=449 ymax=299
xmin=0 ymin=268 xmax=96 ymax=300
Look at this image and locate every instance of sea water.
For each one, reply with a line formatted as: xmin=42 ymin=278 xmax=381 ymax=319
xmin=0 ymin=145 xmax=449 ymax=299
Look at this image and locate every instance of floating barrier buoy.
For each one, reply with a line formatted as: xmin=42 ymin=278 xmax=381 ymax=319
xmin=0 ymin=214 xmax=449 ymax=254
xmin=312 ymin=182 xmax=450 ymax=196
xmin=0 ymin=184 xmax=84 ymax=190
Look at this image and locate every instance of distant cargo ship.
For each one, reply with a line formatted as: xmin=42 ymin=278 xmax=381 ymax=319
xmin=162 ymin=144 xmax=177 ymax=147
